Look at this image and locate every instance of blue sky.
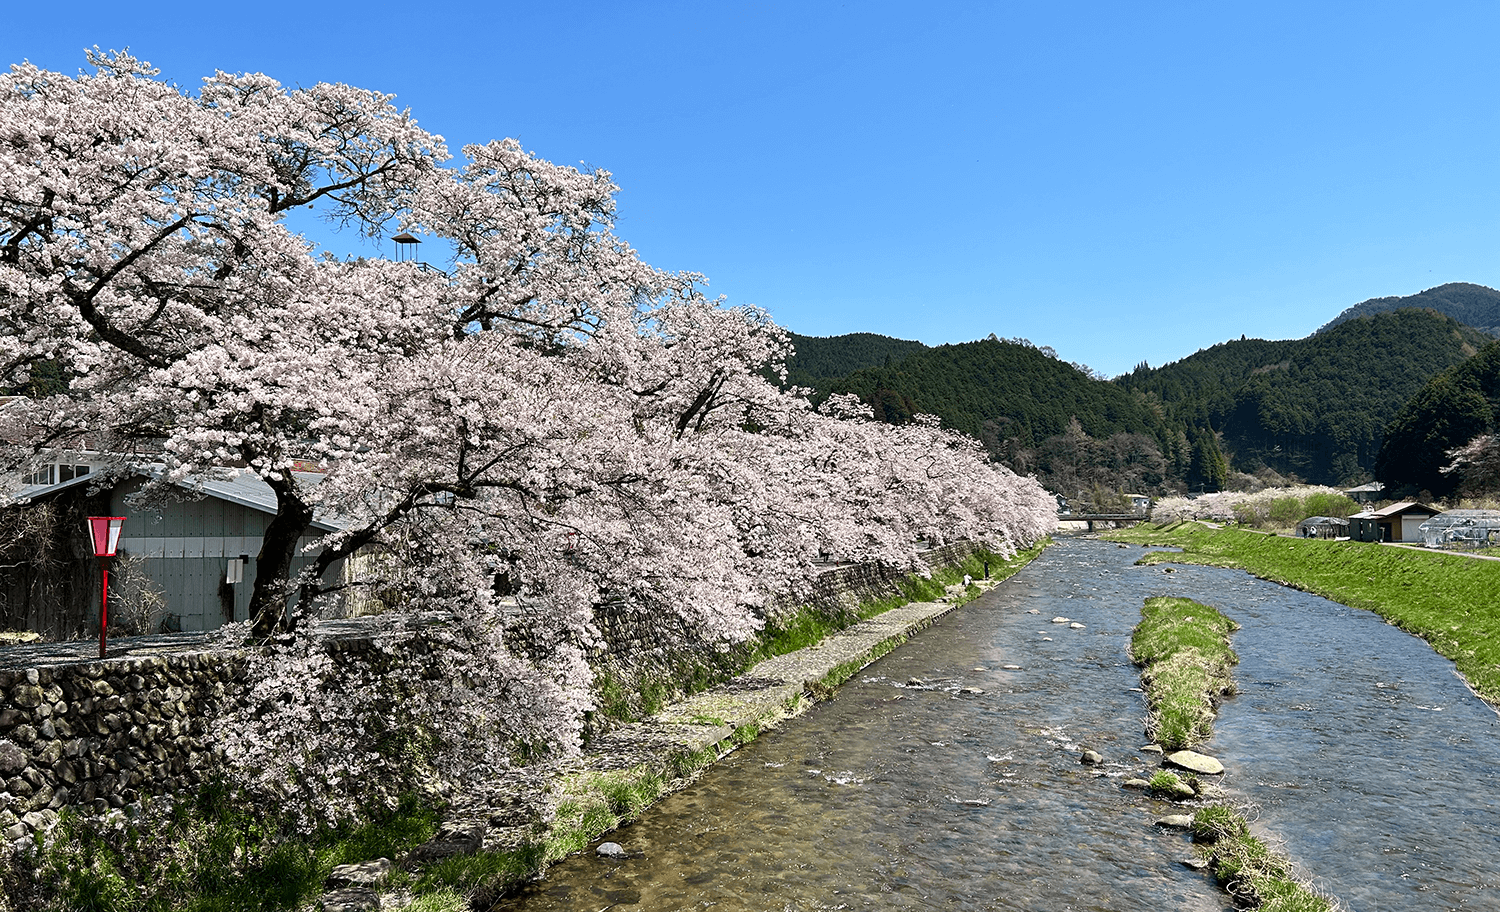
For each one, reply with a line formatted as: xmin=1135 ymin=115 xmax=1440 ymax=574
xmin=6 ymin=2 xmax=1499 ymax=377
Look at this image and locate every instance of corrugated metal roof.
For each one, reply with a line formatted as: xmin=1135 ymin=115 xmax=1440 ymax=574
xmin=6 ymin=471 xmax=97 ymax=503
xmin=6 ymin=466 xmax=346 ymax=531
xmin=1370 ymin=501 xmax=1439 ymax=519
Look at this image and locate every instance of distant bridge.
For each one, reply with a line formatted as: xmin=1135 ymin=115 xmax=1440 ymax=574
xmin=1057 ymin=513 xmax=1148 ymax=531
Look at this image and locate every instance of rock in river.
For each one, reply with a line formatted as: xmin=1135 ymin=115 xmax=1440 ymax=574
xmin=1164 ymin=750 xmax=1224 ymax=775
xmin=597 ymin=841 xmax=628 ymax=859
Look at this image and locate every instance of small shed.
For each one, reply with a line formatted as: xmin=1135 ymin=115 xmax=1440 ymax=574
xmin=1348 ymin=501 xmax=1440 ymax=543
xmin=107 ymin=471 xmax=346 ymax=631
xmin=2 ymin=467 xmax=348 ymax=634
xmin=1419 ymin=510 xmax=1500 ymax=549
xmin=1296 ymin=516 xmax=1349 ymax=539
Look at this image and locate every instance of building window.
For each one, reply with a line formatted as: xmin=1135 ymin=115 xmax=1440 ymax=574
xmin=22 ymin=464 xmax=90 ymax=486
xmin=58 ymin=464 xmax=89 ymax=482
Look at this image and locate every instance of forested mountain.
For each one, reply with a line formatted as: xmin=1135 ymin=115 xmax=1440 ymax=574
xmin=1119 ymin=311 xmax=1490 ymax=484
xmin=1376 ymin=340 xmax=1500 ymax=497
xmin=823 ymin=336 xmax=1165 ymax=447
xmin=785 ymin=290 xmax=1496 ymax=500
xmin=1318 ymin=282 xmax=1500 ymax=337
xmin=814 ymin=338 xmax=1185 ymax=498
xmin=782 ymin=332 xmax=928 ymax=388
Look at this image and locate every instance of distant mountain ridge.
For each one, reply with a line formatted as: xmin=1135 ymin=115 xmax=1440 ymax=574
xmin=780 ymin=284 xmax=1500 ymax=495
xmin=786 ymin=308 xmax=1493 ymax=493
xmin=1318 ymin=282 xmax=1500 ymax=337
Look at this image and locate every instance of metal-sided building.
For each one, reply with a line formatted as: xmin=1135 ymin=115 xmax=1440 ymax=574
xmin=2 ymin=467 xmax=346 ymax=634
xmin=106 ymin=472 xmax=344 ymax=631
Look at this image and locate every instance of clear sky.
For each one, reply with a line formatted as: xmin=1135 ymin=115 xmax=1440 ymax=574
xmin=6 ymin=2 xmax=1499 ymax=377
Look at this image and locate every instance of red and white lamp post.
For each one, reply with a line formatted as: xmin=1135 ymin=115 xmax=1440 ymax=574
xmin=87 ymin=516 xmax=125 ymax=659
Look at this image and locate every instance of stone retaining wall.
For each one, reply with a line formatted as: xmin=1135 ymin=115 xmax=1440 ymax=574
xmin=0 ymin=651 xmax=249 ymax=840
xmin=586 ymin=542 xmax=980 ymax=723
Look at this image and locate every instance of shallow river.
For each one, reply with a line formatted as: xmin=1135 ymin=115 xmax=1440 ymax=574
xmin=496 ymin=538 xmax=1500 ymax=911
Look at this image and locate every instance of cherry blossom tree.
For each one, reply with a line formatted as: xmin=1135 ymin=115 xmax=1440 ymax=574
xmin=1443 ymin=434 xmax=1500 ymax=495
xmin=1 ymin=52 xmax=1055 ymax=819
xmin=0 ymin=50 xmax=446 ymax=632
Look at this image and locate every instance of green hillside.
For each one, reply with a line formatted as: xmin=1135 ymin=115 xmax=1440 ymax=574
xmin=1318 ymin=282 xmax=1500 ymax=337
xmin=1118 ymin=310 xmax=1490 ymax=484
xmin=824 ymin=336 xmax=1166 ymax=447
xmin=783 ymin=332 xmax=928 ymax=389
xmin=780 ymin=289 xmax=1497 ymax=499
xmin=1376 ymin=340 xmax=1500 ymax=496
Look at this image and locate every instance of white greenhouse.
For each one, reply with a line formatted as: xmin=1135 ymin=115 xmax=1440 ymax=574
xmin=1418 ymin=510 xmax=1500 ymax=549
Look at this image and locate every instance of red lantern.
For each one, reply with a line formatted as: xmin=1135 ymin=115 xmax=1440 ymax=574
xmin=87 ymin=516 xmax=126 ymax=658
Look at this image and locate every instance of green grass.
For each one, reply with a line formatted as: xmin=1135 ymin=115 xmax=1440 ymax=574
xmin=1191 ymin=806 xmax=1336 ymax=912
xmin=12 ymin=786 xmax=442 ymax=912
xmin=413 ymin=843 xmax=548 ymax=906
xmin=745 ymin=542 xmax=1043 ymax=668
xmin=1147 ymin=769 xmax=1190 ymax=797
xmin=1108 ymin=522 xmax=1500 ymax=704
xmin=1130 ymin=596 xmax=1239 ymax=750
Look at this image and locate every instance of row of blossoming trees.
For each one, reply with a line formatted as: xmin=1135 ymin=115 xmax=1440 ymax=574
xmin=0 ymin=53 xmax=1054 ymax=821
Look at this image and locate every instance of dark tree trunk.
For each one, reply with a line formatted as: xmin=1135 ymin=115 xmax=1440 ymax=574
xmin=248 ymin=472 xmax=315 ymax=638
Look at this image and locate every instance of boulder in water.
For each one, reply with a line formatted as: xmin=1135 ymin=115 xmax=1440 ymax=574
xmin=1164 ymin=750 xmax=1224 ymax=775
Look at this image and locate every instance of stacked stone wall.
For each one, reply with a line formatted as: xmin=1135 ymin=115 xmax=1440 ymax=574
xmin=0 ymin=651 xmax=249 ymax=840
xmin=586 ymin=542 xmax=981 ymax=723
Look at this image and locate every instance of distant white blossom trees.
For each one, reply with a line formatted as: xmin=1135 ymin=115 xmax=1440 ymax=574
xmin=1443 ymin=434 xmax=1500 ymax=494
xmin=0 ymin=52 xmax=1055 ymax=817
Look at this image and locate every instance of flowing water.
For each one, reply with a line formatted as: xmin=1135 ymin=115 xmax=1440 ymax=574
xmin=494 ymin=539 xmax=1500 ymax=911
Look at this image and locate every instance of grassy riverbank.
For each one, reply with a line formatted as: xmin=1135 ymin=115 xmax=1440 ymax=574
xmin=1105 ymin=522 xmax=1500 ymax=704
xmin=1129 ymin=596 xmax=1237 ymax=750
xmin=1128 ymin=595 xmax=1333 ymax=911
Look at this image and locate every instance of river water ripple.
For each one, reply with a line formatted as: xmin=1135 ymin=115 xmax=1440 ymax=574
xmin=494 ymin=539 xmax=1500 ymax=911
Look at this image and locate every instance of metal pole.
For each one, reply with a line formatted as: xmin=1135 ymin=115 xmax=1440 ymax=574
xmin=99 ymin=558 xmax=109 ymax=659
